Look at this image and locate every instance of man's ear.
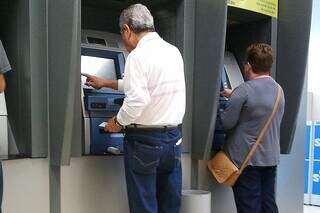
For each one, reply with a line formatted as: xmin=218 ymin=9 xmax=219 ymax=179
xmin=123 ymin=24 xmax=131 ymax=35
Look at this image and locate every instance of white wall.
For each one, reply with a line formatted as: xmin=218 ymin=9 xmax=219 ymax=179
xmin=2 ymin=154 xmax=191 ymax=213
xmin=308 ymin=0 xmax=320 ymax=120
xmin=2 ymin=159 xmax=49 ymax=213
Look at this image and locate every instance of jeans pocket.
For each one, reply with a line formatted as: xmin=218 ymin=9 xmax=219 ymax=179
xmin=133 ymin=141 xmax=161 ymax=175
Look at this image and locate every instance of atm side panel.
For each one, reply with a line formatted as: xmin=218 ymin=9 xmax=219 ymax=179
xmin=192 ymin=0 xmax=228 ymax=160
xmin=48 ymin=0 xmax=82 ymax=166
xmin=276 ymin=0 xmax=312 ymax=153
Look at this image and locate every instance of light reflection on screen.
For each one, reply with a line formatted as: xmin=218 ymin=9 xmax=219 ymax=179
xmin=81 ymin=56 xmax=117 ymax=85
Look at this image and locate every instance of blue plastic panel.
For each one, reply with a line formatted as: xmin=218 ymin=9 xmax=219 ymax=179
xmin=90 ymin=117 xmax=124 ymax=155
xmin=312 ymin=160 xmax=320 ymax=195
xmin=305 ymin=124 xmax=312 ymax=159
xmin=305 ymin=159 xmax=310 ymax=194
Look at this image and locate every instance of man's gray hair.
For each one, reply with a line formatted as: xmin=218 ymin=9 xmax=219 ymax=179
xmin=119 ymin=4 xmax=155 ymax=34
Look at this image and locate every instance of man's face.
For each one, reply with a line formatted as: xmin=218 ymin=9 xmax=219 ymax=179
xmin=121 ymin=25 xmax=135 ymax=52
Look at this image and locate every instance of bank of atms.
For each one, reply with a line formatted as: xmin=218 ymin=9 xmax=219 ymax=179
xmin=0 ymin=0 xmax=313 ymax=212
xmin=1 ymin=0 xmax=311 ymax=164
xmin=48 ymin=0 xmax=311 ymax=165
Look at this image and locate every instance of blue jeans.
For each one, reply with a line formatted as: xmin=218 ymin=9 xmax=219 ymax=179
xmin=124 ymin=128 xmax=182 ymax=213
xmin=232 ymin=166 xmax=278 ymax=213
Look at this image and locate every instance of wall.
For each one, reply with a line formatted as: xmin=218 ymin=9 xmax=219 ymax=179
xmin=2 ymin=154 xmax=191 ymax=213
xmin=308 ymin=0 xmax=320 ymax=120
xmin=2 ymin=159 xmax=49 ymax=213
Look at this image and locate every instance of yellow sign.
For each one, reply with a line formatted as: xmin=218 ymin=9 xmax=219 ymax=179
xmin=228 ymin=0 xmax=278 ymax=18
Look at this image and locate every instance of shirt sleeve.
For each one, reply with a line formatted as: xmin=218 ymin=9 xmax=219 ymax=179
xmin=220 ymin=84 xmax=248 ymax=130
xmin=117 ymin=79 xmax=124 ymax=92
xmin=0 ymin=41 xmax=11 ymax=74
xmin=116 ymin=54 xmax=151 ymax=126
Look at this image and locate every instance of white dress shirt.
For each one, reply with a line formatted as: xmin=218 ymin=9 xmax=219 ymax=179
xmin=116 ymin=32 xmax=186 ymax=126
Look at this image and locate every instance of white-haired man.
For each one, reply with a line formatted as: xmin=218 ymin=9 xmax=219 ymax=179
xmin=83 ymin=4 xmax=186 ymax=213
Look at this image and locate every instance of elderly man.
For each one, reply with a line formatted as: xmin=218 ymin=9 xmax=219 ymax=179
xmin=221 ymin=43 xmax=285 ymax=213
xmin=0 ymin=40 xmax=12 ymax=213
xmin=83 ymin=4 xmax=186 ymax=213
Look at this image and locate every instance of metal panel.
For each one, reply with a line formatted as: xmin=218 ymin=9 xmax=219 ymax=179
xmin=175 ymin=0 xmax=195 ymax=153
xmin=276 ymin=0 xmax=313 ymax=153
xmin=48 ymin=0 xmax=81 ymax=166
xmin=192 ymin=0 xmax=228 ymax=160
xmin=0 ymin=0 xmax=48 ymax=158
xmin=0 ymin=0 xmax=31 ymax=157
xmin=29 ymin=0 xmax=49 ymax=158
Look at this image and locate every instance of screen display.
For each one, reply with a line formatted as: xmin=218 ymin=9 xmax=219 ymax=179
xmin=81 ymin=55 xmax=117 ymax=85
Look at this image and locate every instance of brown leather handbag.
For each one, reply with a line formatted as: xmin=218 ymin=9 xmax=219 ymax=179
xmin=207 ymin=84 xmax=282 ymax=187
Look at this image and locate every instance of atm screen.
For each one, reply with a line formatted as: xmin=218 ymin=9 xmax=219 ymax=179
xmin=81 ymin=55 xmax=117 ymax=85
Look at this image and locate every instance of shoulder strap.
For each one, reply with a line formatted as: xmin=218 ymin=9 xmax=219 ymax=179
xmin=239 ymin=83 xmax=282 ymax=173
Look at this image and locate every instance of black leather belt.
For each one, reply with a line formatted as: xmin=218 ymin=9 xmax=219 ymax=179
xmin=125 ymin=124 xmax=181 ymax=131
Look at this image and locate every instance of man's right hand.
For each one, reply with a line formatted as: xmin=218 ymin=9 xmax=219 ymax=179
xmin=220 ymin=88 xmax=233 ymax=98
xmin=82 ymin=73 xmax=105 ymax=90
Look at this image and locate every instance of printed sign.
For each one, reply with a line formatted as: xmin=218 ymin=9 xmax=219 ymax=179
xmin=315 ymin=123 xmax=320 ymax=160
xmin=313 ymin=161 xmax=320 ymax=195
xmin=228 ymin=0 xmax=278 ymax=18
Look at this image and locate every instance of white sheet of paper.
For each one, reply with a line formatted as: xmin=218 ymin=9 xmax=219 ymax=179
xmin=99 ymin=122 xmax=107 ymax=128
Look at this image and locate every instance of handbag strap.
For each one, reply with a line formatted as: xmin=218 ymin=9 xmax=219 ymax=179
xmin=239 ymin=83 xmax=282 ymax=173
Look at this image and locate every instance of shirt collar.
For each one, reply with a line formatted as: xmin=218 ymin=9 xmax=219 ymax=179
xmin=136 ymin=32 xmax=160 ymax=47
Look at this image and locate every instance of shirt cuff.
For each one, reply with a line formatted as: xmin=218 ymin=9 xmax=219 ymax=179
xmin=116 ymin=113 xmax=126 ymax=126
xmin=117 ymin=79 xmax=124 ymax=92
xmin=0 ymin=65 xmax=11 ymax=74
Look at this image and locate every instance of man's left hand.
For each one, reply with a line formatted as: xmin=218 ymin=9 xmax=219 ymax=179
xmin=104 ymin=117 xmax=122 ymax=133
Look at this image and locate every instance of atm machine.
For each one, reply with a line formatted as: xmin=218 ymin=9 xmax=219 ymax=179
xmin=0 ymin=93 xmax=8 ymax=158
xmin=212 ymin=52 xmax=244 ymax=150
xmin=81 ymin=30 xmax=127 ymax=155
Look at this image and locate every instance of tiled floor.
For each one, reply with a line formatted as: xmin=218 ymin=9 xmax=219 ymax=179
xmin=304 ymin=205 xmax=320 ymax=213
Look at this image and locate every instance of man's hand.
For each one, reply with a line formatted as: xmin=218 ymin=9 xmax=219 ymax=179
xmin=220 ymin=88 xmax=233 ymax=98
xmin=82 ymin=73 xmax=105 ymax=90
xmin=0 ymin=74 xmax=6 ymax=93
xmin=104 ymin=117 xmax=122 ymax=133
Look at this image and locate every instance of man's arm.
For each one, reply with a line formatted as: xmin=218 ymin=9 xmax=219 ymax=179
xmin=81 ymin=73 xmax=121 ymax=91
xmin=220 ymin=86 xmax=247 ymax=130
xmin=116 ymin=55 xmax=150 ymax=126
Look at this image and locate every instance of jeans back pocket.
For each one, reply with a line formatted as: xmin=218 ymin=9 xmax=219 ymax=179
xmin=133 ymin=141 xmax=161 ymax=175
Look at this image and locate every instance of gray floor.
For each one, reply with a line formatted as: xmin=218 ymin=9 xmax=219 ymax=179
xmin=304 ymin=205 xmax=320 ymax=213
